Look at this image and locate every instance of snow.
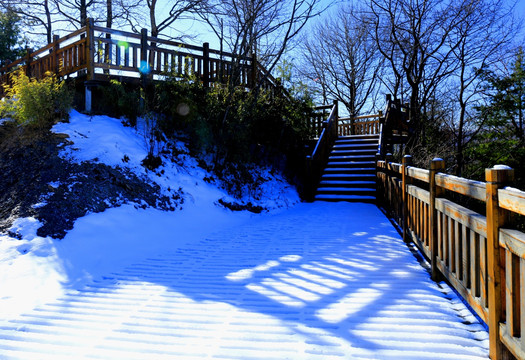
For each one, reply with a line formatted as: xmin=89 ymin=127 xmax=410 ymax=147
xmin=0 ymin=111 xmax=489 ymax=359
xmin=493 ymin=164 xmax=512 ymax=170
xmin=1 ymin=110 xmax=298 ymax=322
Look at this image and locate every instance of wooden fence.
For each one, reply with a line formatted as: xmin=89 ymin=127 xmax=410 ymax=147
xmin=339 ymin=113 xmax=382 ymax=136
xmin=307 ymin=107 xmax=382 ymax=139
xmin=377 ymin=155 xmax=525 ymax=360
xmin=0 ymin=18 xmax=281 ymax=100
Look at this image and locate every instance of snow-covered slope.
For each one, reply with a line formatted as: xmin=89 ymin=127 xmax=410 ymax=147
xmin=0 ymin=110 xmax=299 ymax=322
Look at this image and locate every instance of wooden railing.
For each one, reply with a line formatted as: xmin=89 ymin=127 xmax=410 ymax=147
xmin=305 ymin=101 xmax=338 ymax=200
xmin=339 ymin=113 xmax=382 ymax=136
xmin=0 ymin=18 xmax=280 ymax=98
xmin=378 ymin=95 xmax=410 ymax=158
xmin=307 ymin=104 xmax=332 ymax=139
xmin=377 ymin=156 xmax=525 ymax=360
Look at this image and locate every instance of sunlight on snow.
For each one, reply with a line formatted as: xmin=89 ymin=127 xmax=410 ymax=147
xmin=315 ymin=287 xmax=384 ymax=323
xmin=226 ymin=256 xmax=301 ymax=282
xmin=352 ymin=232 xmax=368 ymax=236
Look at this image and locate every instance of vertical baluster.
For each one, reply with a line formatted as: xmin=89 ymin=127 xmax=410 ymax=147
xmin=471 ymin=230 xmax=480 ymax=297
xmin=506 ymin=252 xmax=521 ymax=337
xmin=462 ymin=224 xmax=469 ymax=284
xmin=455 ymin=220 xmax=461 ymax=278
xmin=480 ymin=235 xmax=488 ymax=308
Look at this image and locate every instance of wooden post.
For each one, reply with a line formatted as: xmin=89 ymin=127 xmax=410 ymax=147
xmin=402 ymin=155 xmax=413 ymax=243
xmin=333 ymin=100 xmax=339 ymax=139
xmin=203 ymin=42 xmax=210 ymax=88
xmin=430 ymin=158 xmax=445 ymax=281
xmin=84 ymin=18 xmax=95 ymax=113
xmin=140 ymin=28 xmax=148 ymax=74
xmin=85 ymin=18 xmax=94 ymax=81
xmin=251 ymin=52 xmax=257 ymax=89
xmin=375 ymin=152 xmax=382 ymax=207
xmin=386 ymin=153 xmax=393 ymax=217
xmin=25 ymin=48 xmax=33 ymax=77
xmin=53 ymin=35 xmax=60 ymax=75
xmin=486 ymin=166 xmax=515 ymax=360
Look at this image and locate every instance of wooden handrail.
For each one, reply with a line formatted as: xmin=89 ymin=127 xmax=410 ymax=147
xmin=377 ymin=157 xmax=525 ymax=360
xmin=0 ymin=18 xmax=282 ymax=97
xmin=305 ymin=101 xmax=338 ymax=201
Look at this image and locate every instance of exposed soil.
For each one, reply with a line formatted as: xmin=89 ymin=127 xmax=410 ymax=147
xmin=0 ymin=121 xmax=177 ymax=239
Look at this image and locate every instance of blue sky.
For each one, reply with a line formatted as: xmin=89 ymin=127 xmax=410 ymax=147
xmin=169 ymin=0 xmax=525 ymax=52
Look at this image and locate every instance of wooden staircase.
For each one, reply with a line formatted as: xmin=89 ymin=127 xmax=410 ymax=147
xmin=315 ymin=134 xmax=379 ymax=202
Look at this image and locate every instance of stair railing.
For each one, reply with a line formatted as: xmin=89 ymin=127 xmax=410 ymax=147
xmin=378 ymin=94 xmax=410 ymax=158
xmin=305 ymin=100 xmax=338 ymax=201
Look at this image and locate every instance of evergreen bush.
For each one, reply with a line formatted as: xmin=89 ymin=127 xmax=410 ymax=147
xmin=0 ymin=70 xmax=72 ymax=128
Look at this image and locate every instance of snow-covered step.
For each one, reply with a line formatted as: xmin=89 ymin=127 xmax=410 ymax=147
xmin=313 ymin=134 xmax=379 ymax=203
xmin=321 ymin=173 xmax=376 ymax=180
xmin=329 ymin=155 xmax=376 ymax=162
xmin=335 ymin=138 xmax=378 ymax=146
xmin=333 ymin=143 xmax=378 ymax=150
xmin=314 ymin=194 xmax=376 ymax=202
xmin=319 ymin=180 xmax=376 ymax=187
xmin=331 ymin=149 xmax=377 ymax=156
xmin=317 ymin=186 xmax=375 ymax=194
xmin=326 ymin=161 xmax=376 ymax=168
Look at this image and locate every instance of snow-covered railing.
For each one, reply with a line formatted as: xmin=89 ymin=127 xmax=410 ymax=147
xmin=377 ymin=157 xmax=525 ymax=360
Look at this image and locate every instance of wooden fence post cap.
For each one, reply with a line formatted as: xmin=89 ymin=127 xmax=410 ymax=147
xmin=486 ymin=165 xmax=514 ymax=183
xmin=403 ymin=155 xmax=412 ymax=165
xmin=431 ymin=158 xmax=445 ymax=169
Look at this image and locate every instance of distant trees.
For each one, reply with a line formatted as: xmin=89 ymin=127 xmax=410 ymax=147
xmin=461 ymin=49 xmax=525 ymax=182
xmin=299 ymin=0 xmax=522 ymax=179
xmin=202 ymin=0 xmax=322 ymax=89
xmin=301 ymin=4 xmax=383 ymax=116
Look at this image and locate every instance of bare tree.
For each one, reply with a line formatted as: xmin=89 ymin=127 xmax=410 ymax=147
xmin=1 ymin=0 xmax=62 ymax=44
xmin=53 ymin=0 xmax=97 ymax=28
xmin=301 ymin=4 xmax=383 ymax=116
xmin=204 ymin=0 xmax=324 ymax=89
xmin=444 ymin=0 xmax=518 ymax=175
xmin=369 ymin=0 xmax=468 ymax=138
xmin=144 ymin=0 xmax=208 ymax=39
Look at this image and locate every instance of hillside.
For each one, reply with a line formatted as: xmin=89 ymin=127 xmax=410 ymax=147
xmin=0 ymin=111 xmax=300 ymax=321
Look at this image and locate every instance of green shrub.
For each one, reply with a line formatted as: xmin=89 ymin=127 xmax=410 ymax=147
xmin=99 ymin=80 xmax=142 ymax=126
xmin=0 ymin=70 xmax=72 ymax=127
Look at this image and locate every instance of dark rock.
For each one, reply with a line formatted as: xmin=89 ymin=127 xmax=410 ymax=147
xmin=0 ymin=122 xmax=181 ymax=239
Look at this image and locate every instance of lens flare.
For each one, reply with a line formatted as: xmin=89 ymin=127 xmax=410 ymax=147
xmin=177 ymin=103 xmax=190 ymax=116
xmin=117 ymin=40 xmax=129 ymax=50
xmin=139 ymin=60 xmax=151 ymax=75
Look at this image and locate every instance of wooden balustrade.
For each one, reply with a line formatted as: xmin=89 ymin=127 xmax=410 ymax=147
xmin=0 ymin=18 xmax=281 ymax=99
xmin=377 ymin=157 xmax=525 ymax=360
xmin=339 ymin=114 xmax=382 ymax=136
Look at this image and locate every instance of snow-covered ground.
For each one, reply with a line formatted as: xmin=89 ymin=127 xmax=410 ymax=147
xmin=0 ymin=111 xmax=299 ymax=322
xmin=0 ymin=111 xmax=489 ymax=359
